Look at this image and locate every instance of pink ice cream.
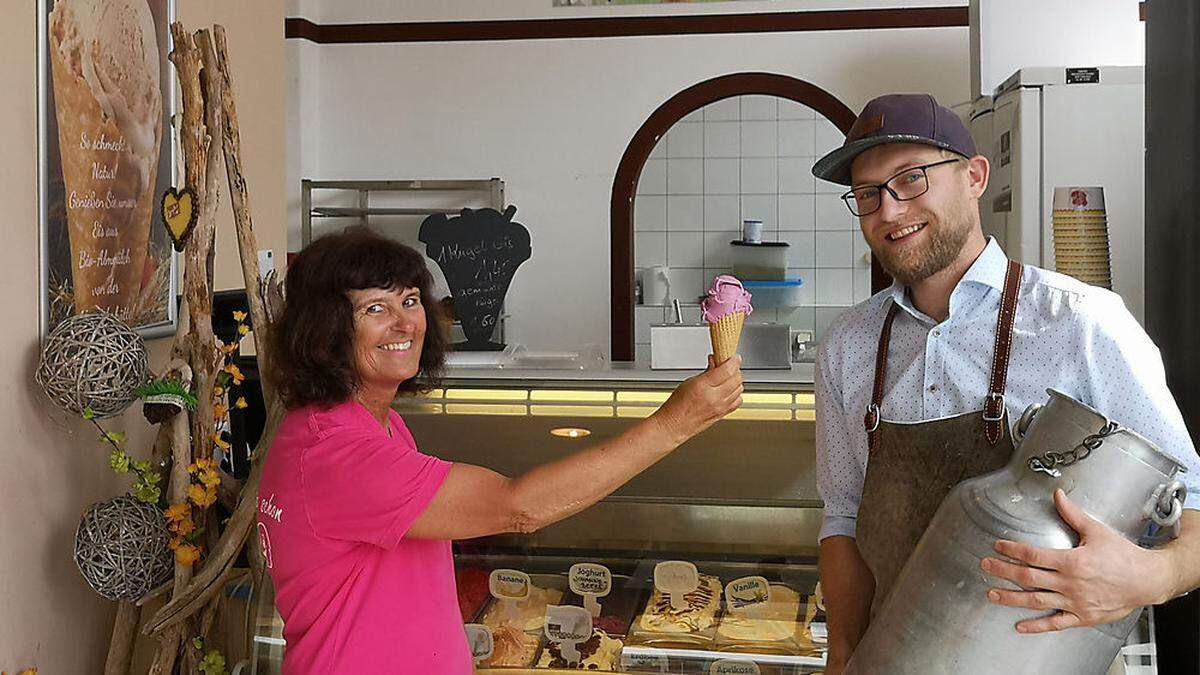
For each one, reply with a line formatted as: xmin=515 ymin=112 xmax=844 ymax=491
xmin=701 ymin=275 xmax=753 ymax=323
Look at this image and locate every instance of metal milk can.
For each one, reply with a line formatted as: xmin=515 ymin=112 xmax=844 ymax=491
xmin=846 ymin=389 xmax=1188 ymax=675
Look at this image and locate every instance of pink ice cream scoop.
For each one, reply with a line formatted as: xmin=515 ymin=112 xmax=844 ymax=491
xmin=701 ymin=275 xmax=753 ymax=323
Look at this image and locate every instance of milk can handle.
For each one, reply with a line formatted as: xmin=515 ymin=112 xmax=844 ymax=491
xmin=1013 ymin=403 xmax=1043 ymax=445
xmin=1144 ymin=480 xmax=1188 ymax=539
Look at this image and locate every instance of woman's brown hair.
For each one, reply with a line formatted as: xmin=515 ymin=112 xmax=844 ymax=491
xmin=271 ymin=228 xmax=447 ymax=408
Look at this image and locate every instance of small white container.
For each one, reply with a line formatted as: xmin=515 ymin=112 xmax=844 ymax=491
xmin=730 ymin=241 xmax=789 ymax=280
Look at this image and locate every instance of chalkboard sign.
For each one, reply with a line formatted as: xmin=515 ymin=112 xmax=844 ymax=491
xmin=419 ymin=205 xmax=531 ymax=351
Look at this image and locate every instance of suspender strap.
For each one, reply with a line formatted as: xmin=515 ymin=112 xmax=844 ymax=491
xmin=983 ymin=259 xmax=1024 ymax=445
xmin=865 ymin=301 xmax=901 ymax=453
xmin=864 ymin=259 xmax=1024 ymax=450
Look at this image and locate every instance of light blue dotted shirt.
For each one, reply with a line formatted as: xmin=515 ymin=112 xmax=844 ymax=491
xmin=815 ymin=238 xmax=1200 ymax=541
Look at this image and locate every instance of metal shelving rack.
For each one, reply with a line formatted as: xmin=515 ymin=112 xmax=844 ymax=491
xmin=300 ymin=178 xmax=505 ymax=245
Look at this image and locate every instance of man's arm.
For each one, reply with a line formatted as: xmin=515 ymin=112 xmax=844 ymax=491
xmin=820 ymin=536 xmax=876 ymax=673
xmin=814 ymin=335 xmax=875 ymax=672
xmin=984 ymin=493 xmax=1200 ymax=632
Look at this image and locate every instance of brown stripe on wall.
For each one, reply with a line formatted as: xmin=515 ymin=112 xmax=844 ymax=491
xmin=285 ymin=7 xmax=968 ymax=44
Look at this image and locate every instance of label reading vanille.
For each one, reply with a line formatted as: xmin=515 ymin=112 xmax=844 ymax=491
xmin=725 ymin=576 xmax=772 ymax=617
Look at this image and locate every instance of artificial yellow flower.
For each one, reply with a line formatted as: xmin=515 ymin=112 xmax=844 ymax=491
xmin=199 ymin=469 xmax=221 ymax=488
xmin=214 ymin=386 xmax=225 ymax=397
xmin=234 ymin=397 xmax=248 ymax=409
xmin=174 ymin=543 xmax=202 ymax=566
xmin=223 ymin=364 xmax=245 ymax=385
xmin=238 ymin=324 xmax=250 ymax=336
xmin=220 ymin=342 xmax=239 ymax=355
xmin=173 ymin=517 xmax=196 ymax=537
xmin=212 ymin=435 xmax=231 ymax=451
xmin=195 ymin=457 xmax=217 ymax=472
xmin=164 ymin=502 xmax=191 ymax=523
xmin=188 ymin=483 xmax=216 ymax=508
xmin=232 ymin=310 xmax=248 ymax=322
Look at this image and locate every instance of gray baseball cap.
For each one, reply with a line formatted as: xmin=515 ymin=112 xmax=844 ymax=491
xmin=812 ymin=93 xmax=977 ymax=186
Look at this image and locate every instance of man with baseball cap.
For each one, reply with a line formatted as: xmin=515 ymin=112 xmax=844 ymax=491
xmin=810 ymin=93 xmax=1200 ymax=673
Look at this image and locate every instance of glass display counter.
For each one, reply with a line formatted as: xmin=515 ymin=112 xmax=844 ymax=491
xmin=250 ymin=373 xmax=825 ymax=673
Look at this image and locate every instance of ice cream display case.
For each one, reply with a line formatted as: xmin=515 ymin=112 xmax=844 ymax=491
xmin=250 ymin=367 xmax=825 ymax=673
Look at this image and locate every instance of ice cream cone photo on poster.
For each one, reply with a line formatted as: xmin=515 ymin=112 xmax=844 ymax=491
xmin=42 ymin=0 xmax=174 ymax=333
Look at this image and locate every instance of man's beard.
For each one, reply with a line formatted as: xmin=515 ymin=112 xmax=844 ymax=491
xmin=871 ymin=211 xmax=973 ymax=286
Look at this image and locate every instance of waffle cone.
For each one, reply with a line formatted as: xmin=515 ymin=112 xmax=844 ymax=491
xmin=49 ymin=26 xmax=160 ymax=321
xmin=709 ymin=312 xmax=745 ymax=363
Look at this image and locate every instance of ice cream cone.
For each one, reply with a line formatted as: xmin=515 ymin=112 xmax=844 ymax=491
xmin=709 ymin=311 xmax=745 ymax=364
xmin=49 ymin=0 xmax=162 ymax=322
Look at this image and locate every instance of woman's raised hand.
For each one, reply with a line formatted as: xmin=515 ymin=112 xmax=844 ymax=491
xmin=652 ymin=355 xmax=744 ymax=443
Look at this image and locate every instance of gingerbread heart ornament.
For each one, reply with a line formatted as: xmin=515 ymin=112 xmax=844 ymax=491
xmin=161 ymin=187 xmax=197 ymax=252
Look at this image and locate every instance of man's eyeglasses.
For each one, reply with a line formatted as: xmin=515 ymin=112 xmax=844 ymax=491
xmin=840 ymin=157 xmax=964 ymax=217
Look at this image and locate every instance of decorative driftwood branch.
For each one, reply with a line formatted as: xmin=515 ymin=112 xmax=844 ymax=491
xmin=142 ymin=22 xmax=288 ymax=643
xmin=214 ymin=25 xmax=275 ymax=398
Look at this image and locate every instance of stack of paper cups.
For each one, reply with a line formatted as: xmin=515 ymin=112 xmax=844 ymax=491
xmin=1051 ymin=187 xmax=1112 ymax=289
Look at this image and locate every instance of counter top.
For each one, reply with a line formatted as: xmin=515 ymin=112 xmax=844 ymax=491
xmin=439 ymin=361 xmax=815 ymax=389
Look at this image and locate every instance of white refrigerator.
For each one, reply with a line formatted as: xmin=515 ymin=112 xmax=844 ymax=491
xmin=981 ymin=66 xmax=1145 ymax=322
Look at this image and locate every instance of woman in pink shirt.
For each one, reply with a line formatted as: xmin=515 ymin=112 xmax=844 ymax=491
xmin=257 ymin=228 xmax=743 ymax=673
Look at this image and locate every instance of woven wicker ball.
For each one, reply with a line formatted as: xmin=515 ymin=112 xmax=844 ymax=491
xmin=36 ymin=310 xmax=148 ymax=419
xmin=74 ymin=495 xmax=173 ymax=601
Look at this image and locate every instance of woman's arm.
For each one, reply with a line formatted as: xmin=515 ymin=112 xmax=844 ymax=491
xmin=406 ymin=356 xmax=743 ymax=540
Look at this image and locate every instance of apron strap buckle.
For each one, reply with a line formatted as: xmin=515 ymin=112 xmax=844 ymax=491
xmin=982 ymin=393 xmax=1005 ymax=422
xmin=864 ymin=403 xmax=881 ymax=433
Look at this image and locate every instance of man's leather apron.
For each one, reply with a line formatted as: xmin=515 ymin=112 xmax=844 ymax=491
xmin=855 ymin=260 xmax=1023 ymax=613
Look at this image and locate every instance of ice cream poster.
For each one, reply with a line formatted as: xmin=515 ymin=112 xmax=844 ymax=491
xmin=39 ymin=0 xmax=176 ymax=336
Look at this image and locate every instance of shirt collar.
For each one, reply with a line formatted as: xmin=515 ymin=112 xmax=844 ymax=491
xmin=887 ymin=237 xmax=1008 ymax=322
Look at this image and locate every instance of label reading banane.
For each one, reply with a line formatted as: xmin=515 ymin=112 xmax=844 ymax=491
xmin=463 ymin=624 xmax=493 ymax=662
xmin=488 ymin=568 xmax=531 ymax=601
xmin=724 ymin=576 xmax=771 ymax=614
xmin=710 ymin=659 xmax=761 ymax=675
xmin=654 ymin=560 xmax=699 ymax=611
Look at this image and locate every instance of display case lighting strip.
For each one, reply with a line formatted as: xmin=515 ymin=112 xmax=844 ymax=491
xmin=398 ymin=386 xmax=818 ymax=420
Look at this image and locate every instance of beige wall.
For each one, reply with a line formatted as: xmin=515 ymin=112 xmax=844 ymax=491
xmin=0 ymin=1 xmax=285 ymax=671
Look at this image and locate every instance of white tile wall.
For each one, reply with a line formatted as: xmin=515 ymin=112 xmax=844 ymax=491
xmin=667 ymin=158 xmax=704 ymax=194
xmin=740 ymin=121 xmax=777 ymax=157
xmin=667 ymin=122 xmax=704 ymax=158
xmin=740 ymin=158 xmax=776 ymax=194
xmin=667 ymin=232 xmax=704 ymax=268
xmin=634 ymin=96 xmax=874 ymax=353
xmin=667 ymin=195 xmax=703 ymax=232
xmin=634 ymin=195 xmax=666 ymax=231
xmin=704 ymin=195 xmax=740 ymax=231
xmin=703 ymin=158 xmax=740 ymax=195
xmin=704 ymin=122 xmax=741 ymax=158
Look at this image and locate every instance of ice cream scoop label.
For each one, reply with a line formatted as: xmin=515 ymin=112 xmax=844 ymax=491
xmin=569 ymin=563 xmax=611 ymax=597
xmin=621 ymin=651 xmax=669 ymax=672
xmin=711 ymin=659 xmax=761 ymax=675
xmin=569 ymin=562 xmax=611 ymax=617
xmin=489 ymin=569 xmax=531 ymax=601
xmin=464 ymin=623 xmax=494 ymax=662
xmin=654 ymin=560 xmax=699 ymax=611
xmin=725 ymin=576 xmax=772 ymax=614
xmin=545 ymin=605 xmax=592 ymax=664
